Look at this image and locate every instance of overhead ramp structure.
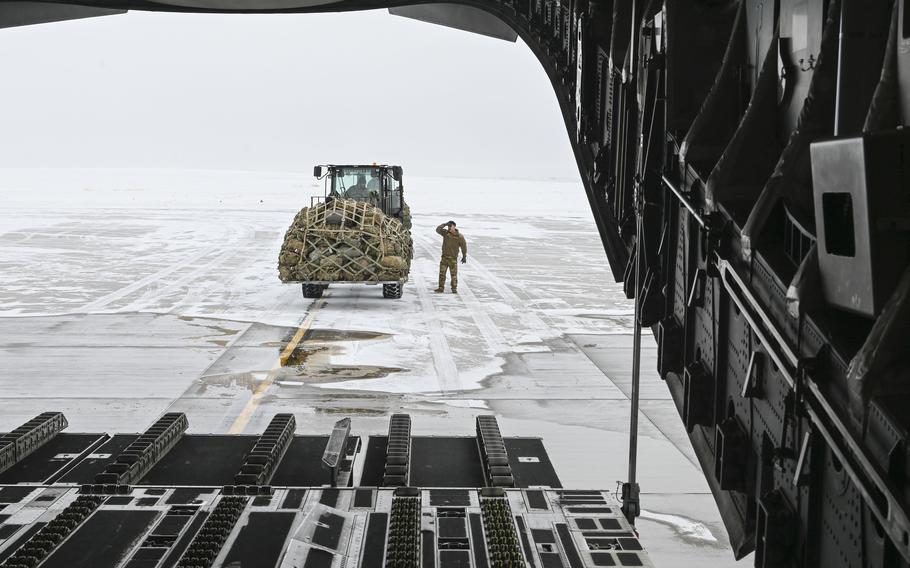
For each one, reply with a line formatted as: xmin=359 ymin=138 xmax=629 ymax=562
xmin=389 ymin=4 xmax=518 ymax=42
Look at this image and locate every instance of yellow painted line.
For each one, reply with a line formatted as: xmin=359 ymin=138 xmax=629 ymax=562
xmin=280 ymin=322 xmax=310 ymax=367
xmin=228 ymin=298 xmax=324 ymax=434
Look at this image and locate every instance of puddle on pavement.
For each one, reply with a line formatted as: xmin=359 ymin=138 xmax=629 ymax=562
xmin=315 ymin=407 xmax=387 ymax=416
xmin=282 ymin=344 xmax=332 ymax=366
xmin=263 ymin=329 xmax=390 ymax=353
xmin=195 ymin=372 xmax=260 ymax=394
xmin=196 ymin=326 xmax=404 ymax=392
xmin=302 ymin=329 xmax=390 ymax=342
xmin=281 ymin=356 xmax=405 ymax=383
xmin=177 ymin=315 xmax=243 ymax=347
xmin=276 ymin=327 xmax=403 ymax=383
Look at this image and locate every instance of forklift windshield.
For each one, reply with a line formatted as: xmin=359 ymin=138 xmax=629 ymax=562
xmin=332 ymin=167 xmax=380 ymax=201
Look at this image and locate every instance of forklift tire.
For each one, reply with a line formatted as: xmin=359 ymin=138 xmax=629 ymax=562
xmin=382 ymin=283 xmax=403 ymax=299
xmin=302 ymin=284 xmax=324 ymax=299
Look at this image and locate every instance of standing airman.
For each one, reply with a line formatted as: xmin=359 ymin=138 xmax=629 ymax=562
xmin=435 ymin=221 xmax=467 ymax=293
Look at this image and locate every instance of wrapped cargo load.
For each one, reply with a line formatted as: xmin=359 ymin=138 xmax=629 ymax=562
xmin=277 ymin=199 xmax=413 ymax=284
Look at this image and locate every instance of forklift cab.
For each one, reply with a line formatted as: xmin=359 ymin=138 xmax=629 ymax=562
xmin=314 ymin=164 xmax=405 ymax=220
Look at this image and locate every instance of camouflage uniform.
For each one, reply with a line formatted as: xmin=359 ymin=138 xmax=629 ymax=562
xmin=344 ymin=184 xmax=378 ymax=206
xmin=436 ymin=224 xmax=467 ymax=291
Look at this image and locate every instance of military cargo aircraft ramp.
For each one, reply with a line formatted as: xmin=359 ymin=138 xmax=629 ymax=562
xmin=3 ymin=0 xmax=910 ymax=567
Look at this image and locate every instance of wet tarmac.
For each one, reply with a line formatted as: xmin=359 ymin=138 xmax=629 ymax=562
xmin=0 ymin=194 xmax=738 ymax=566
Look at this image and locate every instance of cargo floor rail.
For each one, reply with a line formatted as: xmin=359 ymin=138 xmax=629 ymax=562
xmin=233 ymin=413 xmax=295 ymax=486
xmin=0 ymin=412 xmax=68 ymax=475
xmin=0 ymin=494 xmax=104 ymax=568
xmin=92 ymin=412 xmax=188 ymax=488
xmin=176 ymin=496 xmax=248 ymax=568
xmin=476 ymin=415 xmax=514 ymax=487
xmin=479 ymin=489 xmax=525 ymax=565
xmin=383 ymin=414 xmax=411 ymax=487
xmin=385 ymin=487 xmax=421 ymax=567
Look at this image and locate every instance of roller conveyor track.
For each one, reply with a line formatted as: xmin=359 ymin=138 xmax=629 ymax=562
xmin=233 ymin=413 xmax=295 ymax=486
xmin=478 ymin=491 xmax=524 ymax=568
xmin=176 ymin=495 xmax=249 ymax=568
xmin=476 ymin=416 xmax=514 ymax=488
xmin=384 ymin=488 xmax=421 ymax=567
xmin=0 ymin=494 xmax=105 ymax=568
xmin=382 ymin=414 xmax=411 ymax=487
xmin=0 ymin=413 xmax=68 ymax=476
xmin=0 ymin=412 xmax=650 ymax=567
xmin=93 ymin=412 xmax=187 ymax=488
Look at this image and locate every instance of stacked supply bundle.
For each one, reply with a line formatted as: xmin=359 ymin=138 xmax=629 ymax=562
xmin=277 ymin=199 xmax=413 ymax=283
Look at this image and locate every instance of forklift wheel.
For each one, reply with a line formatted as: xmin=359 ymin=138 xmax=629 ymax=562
xmin=302 ymin=284 xmax=324 ymax=299
xmin=382 ymin=283 xmax=403 ymax=299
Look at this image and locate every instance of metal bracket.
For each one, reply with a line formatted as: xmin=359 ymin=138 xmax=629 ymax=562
xmin=756 ymin=488 xmax=796 ymax=567
xmin=794 ymin=357 xmax=817 ymax=411
xmin=662 ymin=175 xmax=707 ymax=229
xmin=715 ymin=417 xmax=749 ymax=492
xmin=741 ymin=351 xmax=763 ymax=398
xmin=702 ymin=213 xmax=724 ymax=278
xmin=660 ymin=174 xmax=724 ymax=276
xmin=793 ymin=431 xmax=813 ymax=487
xmin=683 ymin=361 xmax=714 ymax=431
xmin=647 ymin=52 xmax=666 ymax=70
xmin=687 ymin=268 xmax=706 ymax=308
xmin=620 ymin=481 xmax=640 ymax=525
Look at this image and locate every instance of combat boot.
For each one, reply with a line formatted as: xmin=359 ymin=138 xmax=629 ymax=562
xmin=451 ymin=288 xmax=458 ymax=294
xmin=434 ymin=287 xmax=444 ymax=293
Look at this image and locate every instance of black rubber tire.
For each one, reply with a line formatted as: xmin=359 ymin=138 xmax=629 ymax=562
xmin=302 ymin=283 xmax=324 ymax=299
xmin=382 ymin=282 xmax=403 ymax=299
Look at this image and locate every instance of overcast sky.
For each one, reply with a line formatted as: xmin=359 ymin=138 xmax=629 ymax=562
xmin=0 ymin=10 xmax=579 ymax=181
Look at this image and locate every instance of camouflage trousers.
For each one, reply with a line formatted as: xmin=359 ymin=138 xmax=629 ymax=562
xmin=438 ymin=256 xmax=458 ymax=290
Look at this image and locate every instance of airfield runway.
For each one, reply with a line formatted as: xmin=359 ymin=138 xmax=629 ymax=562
xmin=0 ymin=170 xmax=737 ymax=567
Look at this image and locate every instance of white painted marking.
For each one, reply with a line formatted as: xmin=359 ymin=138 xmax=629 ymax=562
xmin=411 ymin=259 xmax=460 ymax=393
xmin=415 ymin=234 xmax=509 ymax=356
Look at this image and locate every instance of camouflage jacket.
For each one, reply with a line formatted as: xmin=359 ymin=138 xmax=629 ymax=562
xmin=436 ymin=224 xmax=467 ymax=258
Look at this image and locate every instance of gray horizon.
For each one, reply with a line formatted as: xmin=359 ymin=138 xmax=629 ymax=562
xmin=0 ymin=9 xmax=581 ymax=182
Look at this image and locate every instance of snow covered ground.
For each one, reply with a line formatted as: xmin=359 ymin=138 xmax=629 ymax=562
xmin=0 ymin=168 xmax=738 ymax=567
